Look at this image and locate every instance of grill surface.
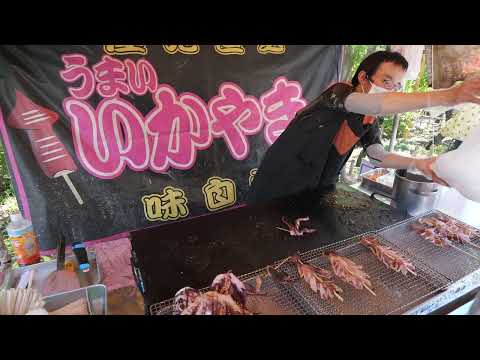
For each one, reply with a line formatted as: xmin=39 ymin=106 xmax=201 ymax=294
xmin=150 ymin=210 xmax=480 ymax=315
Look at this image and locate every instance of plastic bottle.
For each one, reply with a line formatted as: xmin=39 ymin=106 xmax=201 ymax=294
xmin=6 ymin=213 xmax=41 ymax=266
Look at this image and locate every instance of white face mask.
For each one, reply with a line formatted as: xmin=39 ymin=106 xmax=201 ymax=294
xmin=361 ymin=80 xmax=391 ymax=94
xmin=369 ymin=81 xmax=390 ymax=94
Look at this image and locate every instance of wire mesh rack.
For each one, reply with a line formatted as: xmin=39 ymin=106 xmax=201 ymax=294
xmin=272 ymin=234 xmax=450 ymax=315
xmin=376 ymin=210 xmax=480 ymax=283
xmin=150 ymin=265 xmax=315 ymax=315
xmin=436 ymin=213 xmax=480 ymax=259
xmin=150 ymin=227 xmax=454 ymax=315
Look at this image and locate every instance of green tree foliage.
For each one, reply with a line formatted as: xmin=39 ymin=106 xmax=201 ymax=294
xmin=346 ymin=45 xmax=388 ymax=81
xmin=0 ymin=143 xmax=14 ymax=203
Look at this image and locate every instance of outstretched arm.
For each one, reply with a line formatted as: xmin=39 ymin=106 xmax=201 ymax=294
xmin=366 ymin=144 xmax=448 ymax=185
xmin=345 ymin=78 xmax=480 ymax=116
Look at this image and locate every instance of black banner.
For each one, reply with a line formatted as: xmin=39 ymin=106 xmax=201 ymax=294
xmin=0 ymin=45 xmax=343 ymax=250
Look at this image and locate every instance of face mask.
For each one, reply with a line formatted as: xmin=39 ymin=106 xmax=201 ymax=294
xmin=361 ymin=80 xmax=391 ymax=94
xmin=369 ymin=81 xmax=390 ymax=94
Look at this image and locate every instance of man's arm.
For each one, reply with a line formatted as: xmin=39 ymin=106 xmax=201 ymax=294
xmin=362 ymin=123 xmax=446 ymax=184
xmin=367 ymin=145 xmax=414 ymax=168
xmin=366 ymin=144 xmax=448 ymax=185
xmin=345 ymin=78 xmax=480 ymax=116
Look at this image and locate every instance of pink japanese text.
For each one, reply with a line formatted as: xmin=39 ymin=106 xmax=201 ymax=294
xmin=60 ymin=54 xmax=307 ymax=179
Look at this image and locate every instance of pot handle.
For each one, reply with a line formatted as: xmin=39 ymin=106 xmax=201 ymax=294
xmin=370 ymin=192 xmax=393 ymax=202
xmin=410 ymin=188 xmax=439 ymax=196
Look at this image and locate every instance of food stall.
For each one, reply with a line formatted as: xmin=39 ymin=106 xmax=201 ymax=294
xmin=1 ymin=45 xmax=480 ymax=315
xmin=130 ymin=184 xmax=480 ymax=315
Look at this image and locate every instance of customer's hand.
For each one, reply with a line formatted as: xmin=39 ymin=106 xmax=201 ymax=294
xmin=414 ymin=158 xmax=450 ymax=186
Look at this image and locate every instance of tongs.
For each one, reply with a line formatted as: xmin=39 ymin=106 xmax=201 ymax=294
xmin=56 ymin=234 xmax=66 ymax=272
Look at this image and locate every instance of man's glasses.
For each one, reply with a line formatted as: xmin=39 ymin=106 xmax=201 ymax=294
xmin=381 ymin=78 xmax=403 ymax=91
xmin=369 ymin=75 xmax=403 ymax=91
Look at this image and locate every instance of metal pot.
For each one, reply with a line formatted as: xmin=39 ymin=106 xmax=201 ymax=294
xmin=371 ymin=169 xmax=440 ymax=216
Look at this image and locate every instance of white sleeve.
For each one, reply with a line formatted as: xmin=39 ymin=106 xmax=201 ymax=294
xmin=345 ymin=92 xmax=459 ymax=117
xmin=344 ymin=92 xmax=388 ymax=115
xmin=366 ymin=143 xmax=387 ymax=166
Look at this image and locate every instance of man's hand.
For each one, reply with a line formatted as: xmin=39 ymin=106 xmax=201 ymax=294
xmin=451 ymin=78 xmax=480 ymax=106
xmin=413 ymin=158 xmax=450 ymax=186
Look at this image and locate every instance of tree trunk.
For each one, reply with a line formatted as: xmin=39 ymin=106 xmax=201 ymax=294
xmin=413 ymin=50 xmax=427 ymax=92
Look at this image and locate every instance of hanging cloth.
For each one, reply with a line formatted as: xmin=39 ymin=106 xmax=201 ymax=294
xmin=391 ymin=45 xmax=425 ymax=81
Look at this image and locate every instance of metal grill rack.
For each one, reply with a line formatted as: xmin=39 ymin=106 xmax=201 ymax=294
xmin=271 ymin=234 xmax=449 ymax=315
xmin=150 ymin=211 xmax=480 ymax=315
xmin=377 ymin=211 xmax=480 ymax=282
xmin=150 ymin=265 xmax=314 ymax=315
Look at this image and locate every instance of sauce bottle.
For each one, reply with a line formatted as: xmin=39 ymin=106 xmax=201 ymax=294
xmin=6 ymin=213 xmax=41 ymax=266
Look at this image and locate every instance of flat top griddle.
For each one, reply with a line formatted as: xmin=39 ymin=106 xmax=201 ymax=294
xmin=130 ymin=185 xmax=408 ymax=307
xmin=151 ymin=210 xmax=480 ymax=315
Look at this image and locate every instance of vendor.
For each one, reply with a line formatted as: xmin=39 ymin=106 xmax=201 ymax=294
xmin=247 ymin=50 xmax=480 ymax=206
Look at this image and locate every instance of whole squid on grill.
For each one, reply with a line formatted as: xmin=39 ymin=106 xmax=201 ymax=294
xmin=211 ymin=271 xmax=248 ymax=308
xmin=361 ymin=235 xmax=417 ymax=276
xmin=430 ymin=216 xmax=478 ymax=246
xmin=212 ymin=271 xmax=267 ymax=303
xmin=287 ymin=254 xmax=344 ymax=301
xmin=436 ymin=214 xmax=477 ymax=236
xmin=173 ymin=287 xmax=201 ymax=315
xmin=172 ymin=271 xmax=264 ymax=315
xmin=326 ymin=251 xmax=376 ymax=296
xmin=412 ymin=224 xmax=451 ymax=247
xmin=276 ymin=217 xmax=317 ymax=236
xmin=174 ymin=286 xmax=252 ymax=315
xmin=181 ymin=291 xmax=253 ymax=315
xmin=412 ymin=215 xmax=480 ymax=249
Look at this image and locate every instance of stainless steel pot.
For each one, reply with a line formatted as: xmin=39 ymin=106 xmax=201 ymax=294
xmin=371 ymin=169 xmax=440 ymax=216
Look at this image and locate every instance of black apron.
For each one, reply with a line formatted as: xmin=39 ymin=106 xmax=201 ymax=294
xmin=246 ymin=84 xmax=368 ymax=206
